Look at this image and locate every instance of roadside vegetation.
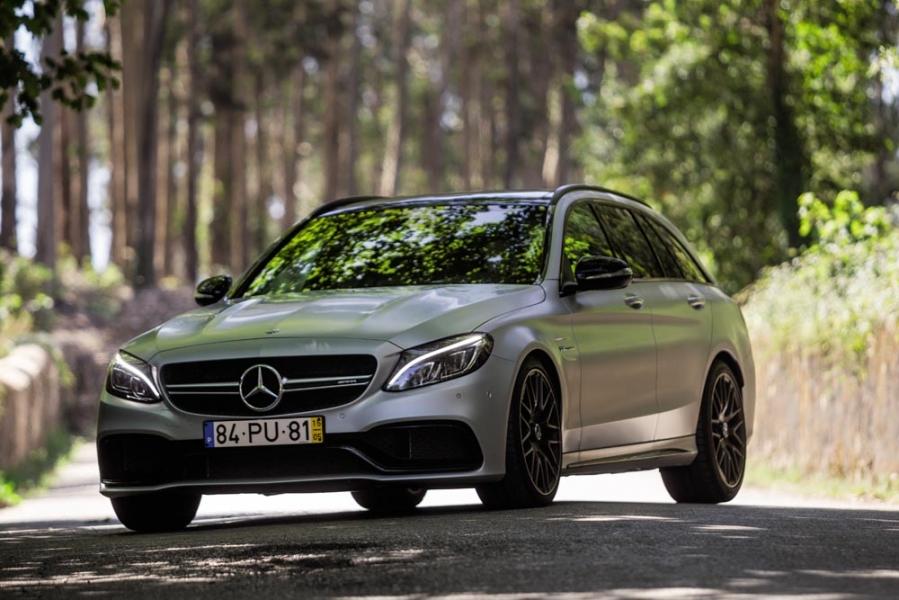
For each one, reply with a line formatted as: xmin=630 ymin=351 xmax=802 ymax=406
xmin=0 ymin=432 xmax=80 ymax=507
xmin=741 ymin=193 xmax=899 ymax=494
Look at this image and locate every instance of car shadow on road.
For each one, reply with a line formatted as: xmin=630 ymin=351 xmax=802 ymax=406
xmin=1 ymin=500 xmax=898 ymax=598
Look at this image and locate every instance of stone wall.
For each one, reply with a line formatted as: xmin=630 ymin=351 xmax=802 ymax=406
xmin=0 ymin=344 xmax=61 ymax=471
xmin=750 ymin=324 xmax=899 ymax=479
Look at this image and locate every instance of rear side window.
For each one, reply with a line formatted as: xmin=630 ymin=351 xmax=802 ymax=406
xmin=593 ymin=205 xmax=663 ymax=279
xmin=636 ymin=214 xmax=683 ymax=279
xmin=649 ymin=220 xmax=709 ymax=283
xmin=562 ymin=202 xmax=614 ymax=273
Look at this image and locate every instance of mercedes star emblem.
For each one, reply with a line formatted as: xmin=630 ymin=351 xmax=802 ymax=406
xmin=238 ymin=364 xmax=284 ymax=411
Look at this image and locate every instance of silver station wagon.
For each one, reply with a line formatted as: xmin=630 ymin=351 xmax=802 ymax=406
xmin=98 ymin=184 xmax=755 ymax=532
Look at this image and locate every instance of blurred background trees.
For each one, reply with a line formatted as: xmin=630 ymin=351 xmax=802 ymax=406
xmin=0 ymin=0 xmax=896 ymax=293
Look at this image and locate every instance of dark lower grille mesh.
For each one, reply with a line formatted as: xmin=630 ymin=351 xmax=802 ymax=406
xmin=160 ymin=355 xmax=377 ymax=416
xmin=98 ymin=421 xmax=483 ymax=486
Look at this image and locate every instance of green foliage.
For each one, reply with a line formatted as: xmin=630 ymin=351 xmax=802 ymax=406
xmin=740 ymin=190 xmax=899 ymax=358
xmin=747 ymin=459 xmax=899 ymax=504
xmin=0 ymin=431 xmax=79 ymax=508
xmin=0 ymin=252 xmax=125 ymax=357
xmin=0 ymin=0 xmax=121 ymax=126
xmin=577 ymin=0 xmax=894 ymax=291
xmin=0 ymin=251 xmax=56 ymax=352
xmin=797 ymin=190 xmax=890 ymax=246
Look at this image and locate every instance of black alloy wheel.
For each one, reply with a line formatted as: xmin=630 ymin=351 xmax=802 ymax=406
xmin=661 ymin=361 xmax=747 ymax=503
xmin=477 ymin=357 xmax=562 ymax=509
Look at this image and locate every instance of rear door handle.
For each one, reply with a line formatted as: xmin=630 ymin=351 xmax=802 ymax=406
xmin=687 ymin=294 xmax=706 ymax=310
xmin=624 ymin=294 xmax=644 ymax=310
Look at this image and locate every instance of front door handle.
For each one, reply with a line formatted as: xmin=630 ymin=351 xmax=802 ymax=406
xmin=687 ymin=294 xmax=706 ymax=310
xmin=624 ymin=294 xmax=644 ymax=310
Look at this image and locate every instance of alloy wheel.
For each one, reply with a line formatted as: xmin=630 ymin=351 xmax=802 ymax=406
xmin=518 ymin=368 xmax=562 ymax=495
xmin=710 ymin=371 xmax=746 ymax=488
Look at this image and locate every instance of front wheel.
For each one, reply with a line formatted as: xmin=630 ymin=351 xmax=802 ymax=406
xmin=476 ymin=357 xmax=562 ymax=509
xmin=351 ymin=487 xmax=426 ymax=514
xmin=111 ymin=492 xmax=201 ymax=533
xmin=661 ymin=361 xmax=747 ymax=503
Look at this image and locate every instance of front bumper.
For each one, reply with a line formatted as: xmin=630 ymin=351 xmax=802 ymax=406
xmin=97 ymin=343 xmax=516 ymax=497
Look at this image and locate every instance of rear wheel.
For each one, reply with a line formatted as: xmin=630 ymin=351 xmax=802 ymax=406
xmin=111 ymin=492 xmax=201 ymax=533
xmin=351 ymin=487 xmax=426 ymax=514
xmin=477 ymin=357 xmax=562 ymax=509
xmin=661 ymin=361 xmax=747 ymax=503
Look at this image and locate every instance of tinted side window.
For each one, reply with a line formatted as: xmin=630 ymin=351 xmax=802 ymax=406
xmin=562 ymin=202 xmax=614 ymax=275
xmin=594 ymin=205 xmax=662 ymax=279
xmin=651 ymin=222 xmax=709 ymax=283
xmin=637 ymin=214 xmax=683 ymax=279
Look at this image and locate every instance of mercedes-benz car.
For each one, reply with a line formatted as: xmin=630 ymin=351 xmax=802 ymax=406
xmin=98 ymin=184 xmax=755 ymax=532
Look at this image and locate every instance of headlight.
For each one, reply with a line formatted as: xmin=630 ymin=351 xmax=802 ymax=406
xmin=106 ymin=351 xmax=161 ymax=402
xmin=384 ymin=333 xmax=493 ymax=392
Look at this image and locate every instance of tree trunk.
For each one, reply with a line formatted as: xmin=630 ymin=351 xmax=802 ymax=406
xmin=36 ymin=19 xmax=62 ymax=269
xmin=59 ymin=103 xmax=74 ymax=257
xmin=501 ymin=0 xmax=522 ymax=187
xmin=1 ymin=35 xmax=17 ymax=253
xmin=161 ymin=64 xmax=179 ymax=277
xmin=211 ymin=113 xmax=232 ymax=269
xmin=121 ymin=1 xmax=144 ymax=269
xmin=253 ymin=71 xmax=272 ymax=255
xmin=527 ymin=4 xmax=552 ymax=188
xmin=134 ymin=0 xmax=172 ymax=287
xmin=322 ymin=34 xmax=342 ymax=202
xmin=764 ymin=0 xmax=805 ymax=248
xmin=105 ymin=16 xmax=128 ymax=269
xmin=459 ymin=2 xmax=476 ymax=189
xmin=378 ymin=0 xmax=412 ymax=196
xmin=344 ymin=4 xmax=362 ymax=197
xmin=543 ymin=0 xmax=581 ymax=187
xmin=420 ymin=1 xmax=458 ymax=189
xmin=184 ymin=0 xmax=200 ymax=282
xmin=74 ymin=20 xmax=91 ymax=263
xmin=210 ymin=2 xmax=248 ymax=272
xmin=232 ymin=0 xmax=249 ymax=270
xmin=281 ymin=64 xmax=306 ymax=226
xmin=480 ymin=0 xmax=500 ymax=188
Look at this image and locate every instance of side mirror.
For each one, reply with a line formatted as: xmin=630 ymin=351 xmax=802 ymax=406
xmin=195 ymin=275 xmax=232 ymax=306
xmin=574 ymin=256 xmax=633 ymax=291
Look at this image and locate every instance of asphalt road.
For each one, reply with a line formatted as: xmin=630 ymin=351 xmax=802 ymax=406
xmin=1 ymin=445 xmax=897 ymax=599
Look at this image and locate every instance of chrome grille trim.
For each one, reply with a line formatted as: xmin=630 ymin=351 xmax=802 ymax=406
xmin=166 ymin=382 xmax=239 ymax=389
xmin=159 ymin=354 xmax=377 ymax=416
xmin=283 ymin=375 xmax=373 ymax=385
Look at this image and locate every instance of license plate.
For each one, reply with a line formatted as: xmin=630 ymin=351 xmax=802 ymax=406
xmin=203 ymin=416 xmax=324 ymax=448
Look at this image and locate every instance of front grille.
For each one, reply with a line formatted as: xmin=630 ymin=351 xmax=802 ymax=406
xmin=160 ymin=355 xmax=377 ymax=416
xmin=98 ymin=422 xmax=483 ymax=486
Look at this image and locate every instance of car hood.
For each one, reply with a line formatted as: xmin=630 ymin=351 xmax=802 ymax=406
xmin=124 ymin=284 xmax=545 ymax=360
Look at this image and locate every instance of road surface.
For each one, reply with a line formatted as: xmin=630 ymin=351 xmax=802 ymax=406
xmin=1 ymin=444 xmax=897 ymax=598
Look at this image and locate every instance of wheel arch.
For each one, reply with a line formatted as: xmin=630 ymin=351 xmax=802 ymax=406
xmin=505 ymin=345 xmax=569 ymax=448
xmin=711 ymin=349 xmax=744 ymax=389
xmin=522 ymin=348 xmax=563 ymax=400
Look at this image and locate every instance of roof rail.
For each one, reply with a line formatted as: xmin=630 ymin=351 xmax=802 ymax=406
xmin=551 ymin=184 xmax=651 ymax=208
xmin=307 ymin=195 xmax=386 ymax=220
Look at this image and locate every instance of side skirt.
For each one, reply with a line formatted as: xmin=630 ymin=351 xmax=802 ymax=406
xmin=561 ymin=435 xmax=697 ymax=476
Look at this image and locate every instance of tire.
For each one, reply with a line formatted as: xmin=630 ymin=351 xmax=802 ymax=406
xmin=476 ymin=357 xmax=562 ymax=510
xmin=661 ymin=361 xmax=747 ymax=503
xmin=351 ymin=487 xmax=426 ymax=514
xmin=111 ymin=492 xmax=201 ymax=533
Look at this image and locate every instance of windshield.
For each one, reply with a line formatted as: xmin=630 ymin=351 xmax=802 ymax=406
xmin=242 ymin=201 xmax=548 ymax=296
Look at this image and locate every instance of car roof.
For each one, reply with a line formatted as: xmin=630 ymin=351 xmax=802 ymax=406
xmin=316 ymin=190 xmax=553 ymax=217
xmin=313 ymin=185 xmax=651 ymax=219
